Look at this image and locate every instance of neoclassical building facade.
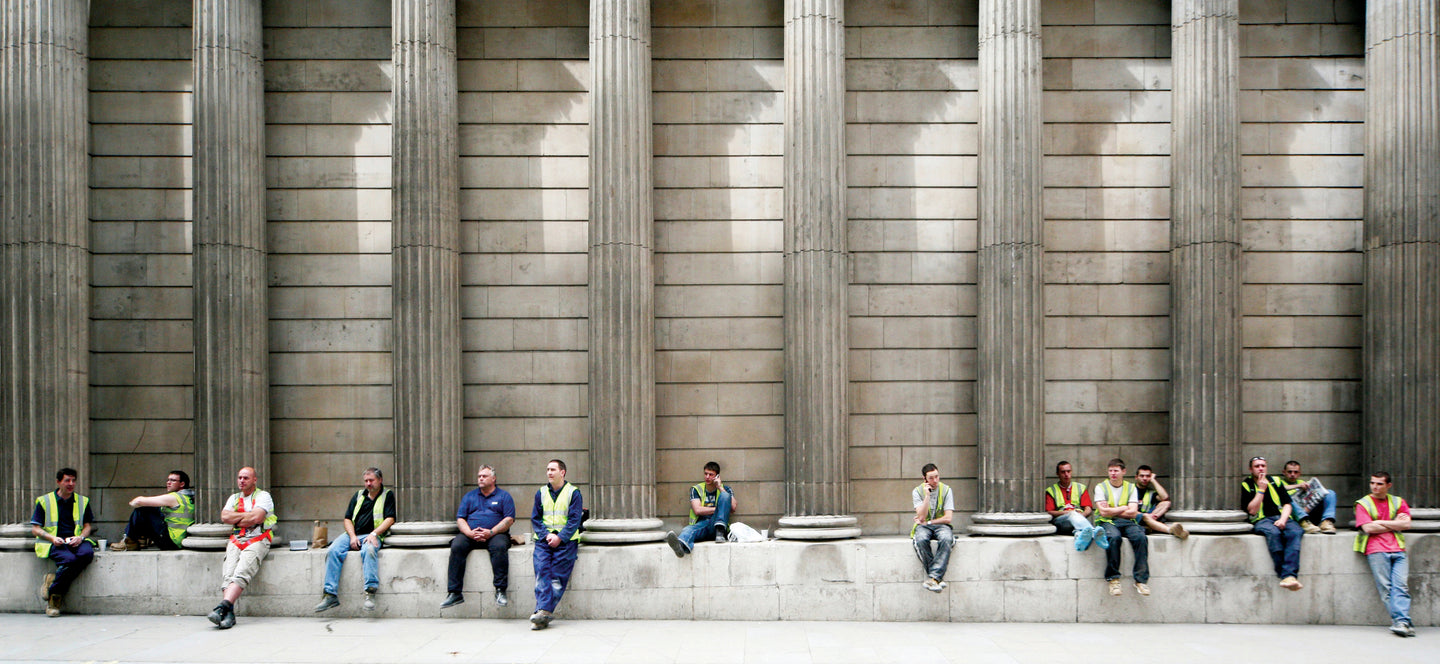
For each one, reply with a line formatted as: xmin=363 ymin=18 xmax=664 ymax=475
xmin=2 ymin=0 xmax=1436 ymax=540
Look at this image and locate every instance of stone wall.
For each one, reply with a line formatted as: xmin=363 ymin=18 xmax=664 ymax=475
xmin=68 ymin=0 xmax=1373 ymax=541
xmin=2 ymin=534 xmax=1434 ymax=624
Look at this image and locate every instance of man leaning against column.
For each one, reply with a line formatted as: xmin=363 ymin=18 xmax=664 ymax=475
xmin=530 ymin=459 xmax=582 ymax=631
xmin=208 ymin=466 xmax=276 ymax=629
xmin=1354 ymin=471 xmax=1414 ymax=637
xmin=314 ymin=467 xmax=396 ymax=613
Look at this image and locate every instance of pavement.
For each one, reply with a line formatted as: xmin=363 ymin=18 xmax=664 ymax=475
xmin=1 ymin=615 xmax=1436 ymax=663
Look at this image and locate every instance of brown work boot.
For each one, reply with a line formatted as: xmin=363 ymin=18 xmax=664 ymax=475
xmin=46 ymin=593 xmax=61 ymax=617
xmin=1279 ymin=576 xmax=1303 ymax=591
xmin=39 ymin=573 xmax=54 ymax=602
xmin=1320 ymin=519 xmax=1336 ymax=534
xmin=1300 ymin=520 xmax=1320 ymax=535
xmin=1108 ymin=579 xmax=1122 ymax=596
xmin=111 ymin=537 xmax=141 ymax=552
xmin=1169 ymin=523 xmax=1189 ymax=540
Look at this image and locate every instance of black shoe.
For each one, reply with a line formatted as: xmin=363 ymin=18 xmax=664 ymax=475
xmin=207 ymin=603 xmax=226 ymax=626
xmin=664 ymin=531 xmax=688 ymax=558
xmin=440 ymin=592 xmax=464 ymax=609
xmin=495 ymin=589 xmax=508 ymax=607
xmin=218 ymin=606 xmax=236 ymax=629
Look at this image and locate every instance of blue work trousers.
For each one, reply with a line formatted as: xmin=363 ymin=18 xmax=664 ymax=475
xmin=533 ymin=539 xmax=578 ymax=613
xmin=47 ymin=541 xmax=94 ymax=596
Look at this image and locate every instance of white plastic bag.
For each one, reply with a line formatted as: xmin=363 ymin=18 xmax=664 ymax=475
xmin=726 ymin=522 xmax=766 ymax=543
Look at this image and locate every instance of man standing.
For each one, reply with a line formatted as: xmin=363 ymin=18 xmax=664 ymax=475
xmin=441 ymin=465 xmax=515 ymax=609
xmin=1354 ymin=471 xmax=1414 ymax=637
xmin=664 ymin=461 xmax=737 ymax=558
xmin=31 ymin=468 xmax=95 ymax=617
xmin=1242 ymin=456 xmax=1303 ymax=591
xmin=113 ymin=470 xmax=195 ymax=551
xmin=314 ymin=467 xmax=396 ymax=613
xmin=530 ymin=459 xmax=582 ymax=630
xmin=208 ymin=466 xmax=276 ymax=629
xmin=1280 ymin=460 xmax=1339 ymax=534
xmin=1093 ymin=458 xmax=1149 ymax=597
xmin=1134 ymin=465 xmax=1188 ymax=539
xmin=910 ymin=463 xmax=953 ymax=592
xmin=1045 ymin=460 xmax=1105 ymax=551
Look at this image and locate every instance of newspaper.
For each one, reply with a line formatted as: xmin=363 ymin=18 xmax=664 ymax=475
xmin=1291 ymin=477 xmax=1327 ymax=514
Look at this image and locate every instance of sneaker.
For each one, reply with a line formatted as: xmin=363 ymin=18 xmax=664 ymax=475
xmin=46 ymin=594 xmax=61 ymax=617
xmin=313 ymin=593 xmax=340 ymax=613
xmin=1402 ymin=622 xmax=1416 ymax=637
xmin=439 ymin=592 xmax=464 ymax=609
xmin=1300 ymin=520 xmax=1321 ymax=535
xmin=715 ymin=523 xmax=729 ymax=542
xmin=937 ymin=580 xmax=948 ymax=590
xmin=530 ymin=609 xmax=551 ymax=630
xmin=1094 ymin=526 xmax=1110 ymax=550
xmin=664 ymin=531 xmax=688 ymax=558
xmin=494 ymin=589 xmax=508 ymax=607
xmin=1074 ymin=526 xmax=1094 ymax=551
xmin=363 ymin=588 xmax=376 ymax=612
xmin=1391 ymin=621 xmax=1408 ymax=637
xmin=1320 ymin=519 xmax=1336 ymax=534
xmin=1108 ymin=579 xmax=1122 ymax=596
xmin=1279 ymin=576 xmax=1302 ymax=591
xmin=922 ymin=577 xmax=942 ymax=593
xmin=1134 ymin=582 xmax=1150 ymax=596
xmin=1169 ymin=523 xmax=1189 ymax=540
xmin=218 ymin=606 xmax=236 ymax=629
xmin=207 ymin=603 xmax=226 ymax=626
xmin=39 ymin=573 xmax=54 ymax=602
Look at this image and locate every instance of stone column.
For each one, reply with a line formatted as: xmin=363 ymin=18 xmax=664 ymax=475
xmin=390 ymin=0 xmax=463 ymax=529
xmin=969 ymin=0 xmax=1051 ymax=536
xmin=582 ymin=0 xmax=665 ymax=544
xmin=0 ymin=0 xmax=90 ymax=519
xmin=192 ymin=0 xmax=269 ymax=517
xmin=1164 ymin=0 xmax=1250 ymax=533
xmin=775 ymin=0 xmax=858 ymax=541
xmin=1363 ymin=0 xmax=1439 ymax=513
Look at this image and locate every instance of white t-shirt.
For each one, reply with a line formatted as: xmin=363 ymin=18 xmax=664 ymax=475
xmin=1092 ymin=481 xmax=1138 ymax=508
xmin=224 ymin=489 xmax=275 ymax=539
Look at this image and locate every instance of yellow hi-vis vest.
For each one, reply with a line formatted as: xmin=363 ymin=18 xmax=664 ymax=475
xmin=1046 ymin=482 xmax=1086 ymax=510
xmin=911 ymin=482 xmax=951 ymax=537
xmin=1094 ymin=481 xmax=1134 ymax=524
xmin=689 ymin=482 xmax=723 ymax=525
xmin=1241 ymin=476 xmax=1286 ymax=523
xmin=34 ymin=492 xmax=93 ymax=558
xmin=536 ymin=482 xmax=581 ymax=541
xmin=349 ymin=488 xmax=392 ymax=540
xmin=1353 ymin=494 xmax=1406 ymax=553
xmin=161 ymin=489 xmax=195 ymax=546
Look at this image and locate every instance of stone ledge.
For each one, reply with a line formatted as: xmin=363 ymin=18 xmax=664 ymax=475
xmin=1 ymin=534 xmax=1433 ymax=624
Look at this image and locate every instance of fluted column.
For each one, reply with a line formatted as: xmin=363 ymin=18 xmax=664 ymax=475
xmin=1364 ymin=0 xmax=1439 ymax=511
xmin=969 ymin=0 xmax=1051 ymax=536
xmin=192 ymin=0 xmax=269 ymax=517
xmin=1165 ymin=1 xmax=1249 ymax=533
xmin=0 ymin=0 xmax=90 ymax=518
xmin=392 ymin=0 xmax=462 ymax=523
xmin=582 ymin=0 xmax=664 ymax=544
xmin=775 ymin=0 xmax=857 ymax=541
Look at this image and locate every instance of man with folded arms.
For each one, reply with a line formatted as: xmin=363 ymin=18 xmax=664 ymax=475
xmin=208 ymin=466 xmax=276 ymax=629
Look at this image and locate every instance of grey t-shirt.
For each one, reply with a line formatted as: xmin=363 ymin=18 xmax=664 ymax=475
xmin=912 ymin=484 xmax=955 ymax=515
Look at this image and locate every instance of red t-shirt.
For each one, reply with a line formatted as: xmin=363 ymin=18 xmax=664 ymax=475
xmin=1045 ymin=484 xmax=1094 ymax=512
xmin=1354 ymin=496 xmax=1409 ymax=554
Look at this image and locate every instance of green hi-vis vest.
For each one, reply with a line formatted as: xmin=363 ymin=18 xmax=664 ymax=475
xmin=1354 ymin=494 xmax=1406 ymax=553
xmin=1093 ymin=481 xmax=1135 ymax=524
xmin=34 ymin=492 xmax=94 ymax=558
xmin=161 ymin=489 xmax=196 ymax=546
xmin=1046 ymin=482 xmax=1086 ymax=510
xmin=911 ymin=482 xmax=951 ymax=537
xmin=1138 ymin=486 xmax=1155 ymax=512
xmin=1241 ymin=476 xmax=1286 ymax=523
xmin=350 ymin=488 xmax=392 ymax=540
xmin=536 ymin=482 xmax=581 ymax=542
xmin=688 ymin=483 xmax=727 ymax=525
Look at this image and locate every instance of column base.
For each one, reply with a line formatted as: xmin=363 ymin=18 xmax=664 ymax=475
xmin=182 ymin=522 xmax=231 ymax=550
xmin=774 ymin=515 xmax=860 ymax=540
xmin=967 ymin=512 xmax=1055 ymax=536
xmin=1165 ymin=510 xmax=1252 ymax=534
xmin=0 ymin=524 xmax=29 ymax=551
xmin=580 ymin=518 xmax=667 ymax=544
xmin=385 ymin=521 xmax=460 ymax=548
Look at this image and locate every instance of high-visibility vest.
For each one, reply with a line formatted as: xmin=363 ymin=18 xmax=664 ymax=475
xmin=350 ymin=488 xmax=392 ymax=539
xmin=1094 ymin=481 xmax=1134 ymax=524
xmin=34 ymin=492 xmax=93 ymax=558
xmin=536 ymin=483 xmax=581 ymax=541
xmin=688 ymin=483 xmax=728 ymax=525
xmin=1354 ymin=494 xmax=1406 ymax=553
xmin=228 ymin=490 xmax=278 ymax=548
xmin=1241 ymin=477 xmax=1286 ymax=523
xmin=161 ymin=489 xmax=196 ymax=546
xmin=911 ymin=482 xmax=951 ymax=537
xmin=1046 ymin=482 xmax=1086 ymax=510
xmin=1138 ymin=486 xmax=1155 ymax=512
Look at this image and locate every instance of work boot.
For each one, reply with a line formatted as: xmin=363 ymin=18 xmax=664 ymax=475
xmin=207 ymin=603 xmax=227 ymax=627
xmin=440 ymin=592 xmax=464 ymax=609
xmin=111 ymin=537 xmax=141 ymax=552
xmin=364 ymin=587 xmax=376 ymax=612
xmin=530 ymin=609 xmax=551 ymax=630
xmin=39 ymin=573 xmax=54 ymax=602
xmin=313 ymin=593 xmax=339 ymax=613
xmin=1169 ymin=523 xmax=1189 ymax=540
xmin=1279 ymin=576 xmax=1302 ymax=591
xmin=494 ymin=589 xmax=508 ymax=607
xmin=218 ymin=605 xmax=236 ymax=629
xmin=1320 ymin=519 xmax=1336 ymax=534
xmin=46 ymin=594 xmax=61 ymax=617
xmin=664 ymin=531 xmax=688 ymax=558
xmin=1300 ymin=520 xmax=1320 ymax=535
xmin=1108 ymin=579 xmax=1122 ymax=596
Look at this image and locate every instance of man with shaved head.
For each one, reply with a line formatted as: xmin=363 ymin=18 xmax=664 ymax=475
xmin=208 ymin=466 xmax=277 ymax=629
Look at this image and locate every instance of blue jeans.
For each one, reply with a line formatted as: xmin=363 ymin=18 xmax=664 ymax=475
xmin=1252 ymin=516 xmax=1303 ymax=578
xmin=912 ymin=524 xmax=953 ymax=581
xmin=678 ymin=490 xmax=733 ymax=551
xmin=1290 ymin=489 xmax=1338 ymax=524
xmin=1099 ymin=519 xmax=1148 ymax=583
xmin=1366 ymin=551 xmax=1411 ymax=624
xmin=1052 ymin=511 xmax=1091 ymax=536
xmin=323 ymin=533 xmax=381 ymax=595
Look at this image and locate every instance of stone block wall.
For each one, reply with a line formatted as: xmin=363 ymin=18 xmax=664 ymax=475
xmin=67 ymin=0 xmax=1371 ymax=541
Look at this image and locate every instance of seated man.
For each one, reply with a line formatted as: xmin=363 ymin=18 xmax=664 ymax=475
xmin=1280 ymin=460 xmax=1338 ymax=534
xmin=31 ymin=467 xmax=95 ymax=617
xmin=113 ymin=470 xmax=195 ymax=551
xmin=910 ymin=463 xmax=953 ymax=592
xmin=1045 ymin=460 xmax=1105 ymax=551
xmin=441 ymin=465 xmax=515 ymax=609
xmin=1094 ymin=458 xmax=1149 ymax=597
xmin=1242 ymin=456 xmax=1304 ymax=591
xmin=1134 ymin=465 xmax=1187 ymax=539
xmin=666 ymin=461 xmax=737 ymax=558
xmin=314 ymin=467 xmax=395 ymax=613
xmin=208 ymin=466 xmax=277 ymax=629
